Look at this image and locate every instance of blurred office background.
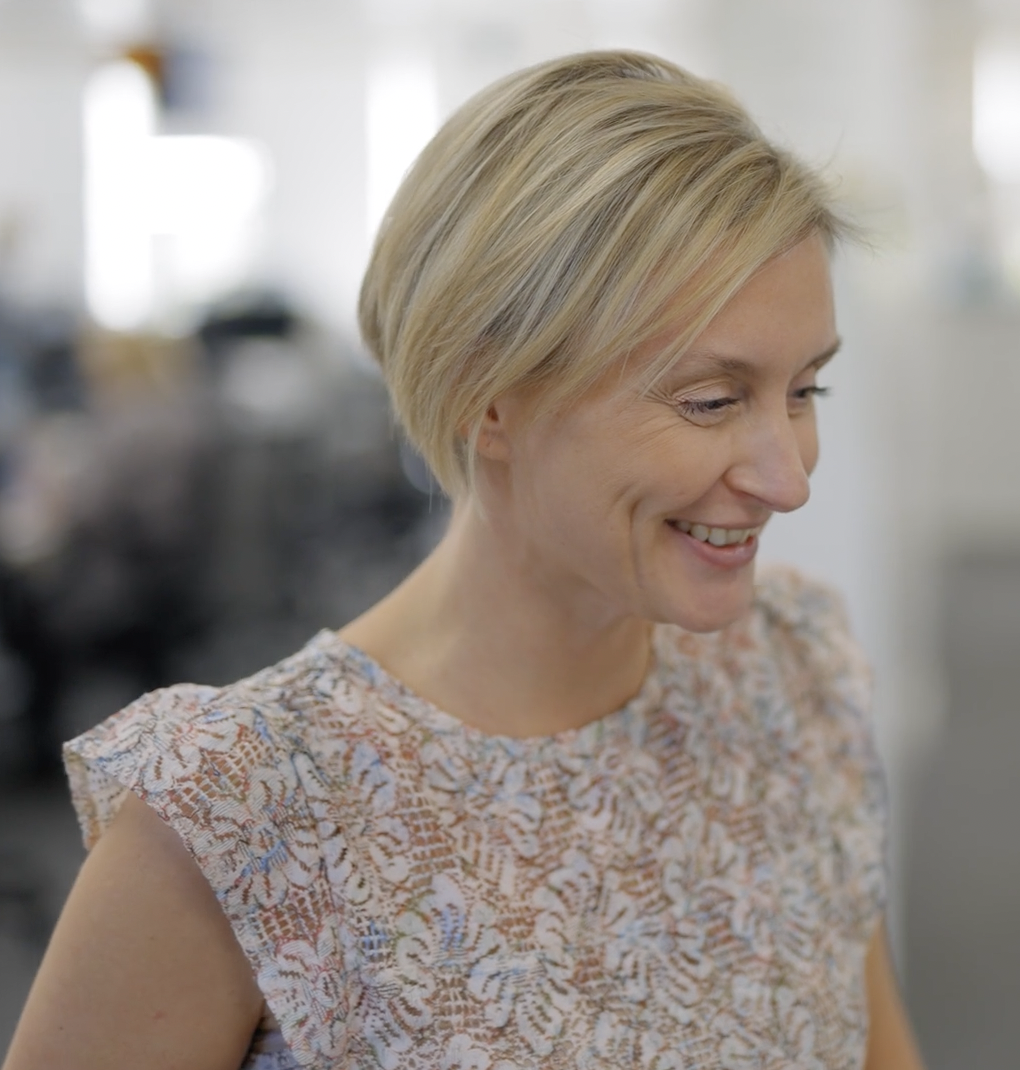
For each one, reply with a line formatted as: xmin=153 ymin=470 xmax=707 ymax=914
xmin=0 ymin=0 xmax=1017 ymax=1065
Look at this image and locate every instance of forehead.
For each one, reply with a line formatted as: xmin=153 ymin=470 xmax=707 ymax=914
xmin=643 ymin=234 xmax=838 ymax=386
xmin=534 ymin=234 xmax=838 ymax=417
xmin=664 ymin=338 xmax=841 ymax=384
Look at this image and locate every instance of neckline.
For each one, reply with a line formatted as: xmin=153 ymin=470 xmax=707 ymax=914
xmin=310 ymin=627 xmax=668 ymax=754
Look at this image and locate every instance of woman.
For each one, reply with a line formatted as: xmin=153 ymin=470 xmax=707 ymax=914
xmin=4 ymin=50 xmax=925 ymax=1070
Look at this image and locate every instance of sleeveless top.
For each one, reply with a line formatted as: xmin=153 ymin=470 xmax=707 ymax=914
xmin=63 ymin=565 xmax=887 ymax=1070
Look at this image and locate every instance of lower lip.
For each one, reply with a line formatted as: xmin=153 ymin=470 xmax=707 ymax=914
xmin=667 ymin=522 xmax=759 ymax=569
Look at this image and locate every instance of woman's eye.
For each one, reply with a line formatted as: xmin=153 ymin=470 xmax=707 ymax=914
xmin=669 ymin=384 xmax=830 ymax=423
xmin=674 ymin=396 xmax=739 ymax=419
xmin=790 ymin=384 xmax=831 ymax=404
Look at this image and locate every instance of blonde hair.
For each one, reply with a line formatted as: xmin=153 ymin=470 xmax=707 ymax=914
xmin=359 ymin=50 xmax=851 ymax=497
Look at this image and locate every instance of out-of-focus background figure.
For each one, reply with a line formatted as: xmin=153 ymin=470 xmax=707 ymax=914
xmin=0 ymin=1 xmax=1016 ymax=1066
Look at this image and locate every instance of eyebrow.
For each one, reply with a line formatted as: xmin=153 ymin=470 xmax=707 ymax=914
xmin=675 ymin=337 xmax=843 ymax=379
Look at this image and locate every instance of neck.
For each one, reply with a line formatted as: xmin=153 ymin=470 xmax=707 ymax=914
xmin=339 ymin=499 xmax=653 ymax=737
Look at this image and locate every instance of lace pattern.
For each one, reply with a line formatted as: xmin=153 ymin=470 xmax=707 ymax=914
xmin=64 ymin=565 xmax=887 ymax=1070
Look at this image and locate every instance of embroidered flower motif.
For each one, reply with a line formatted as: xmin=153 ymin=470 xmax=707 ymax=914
xmin=475 ymin=754 xmax=543 ymax=859
xmin=561 ymin=744 xmax=663 ymax=852
xmin=63 ymin=568 xmax=886 ymax=1070
xmin=263 ymin=927 xmax=354 ymax=1061
xmin=598 ymin=870 xmax=664 ymax=1005
xmin=442 ymin=1034 xmax=492 ymax=1070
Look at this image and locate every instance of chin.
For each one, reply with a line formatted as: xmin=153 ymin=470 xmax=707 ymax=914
xmin=651 ymin=568 xmax=758 ymax=634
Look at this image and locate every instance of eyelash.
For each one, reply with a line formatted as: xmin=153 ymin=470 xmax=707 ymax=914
xmin=676 ymin=385 xmax=831 ymax=417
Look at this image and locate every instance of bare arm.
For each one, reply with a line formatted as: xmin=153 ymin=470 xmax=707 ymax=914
xmin=2 ymin=792 xmax=264 ymax=1070
xmin=864 ymin=918 xmax=926 ymax=1070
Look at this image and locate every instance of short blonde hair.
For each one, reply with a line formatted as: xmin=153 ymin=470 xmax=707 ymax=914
xmin=359 ymin=50 xmax=850 ymax=497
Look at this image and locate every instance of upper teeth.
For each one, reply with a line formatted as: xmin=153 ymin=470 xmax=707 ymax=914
xmin=674 ymin=520 xmax=759 ymax=546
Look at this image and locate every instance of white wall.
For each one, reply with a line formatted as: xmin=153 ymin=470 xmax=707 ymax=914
xmin=0 ymin=1 xmax=88 ymax=308
xmin=154 ymin=0 xmax=368 ymax=333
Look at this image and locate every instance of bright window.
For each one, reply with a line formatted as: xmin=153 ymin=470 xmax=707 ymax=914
xmin=366 ymin=54 xmax=440 ymax=240
xmin=83 ymin=60 xmax=272 ymax=330
xmin=974 ymin=40 xmax=1020 ymax=183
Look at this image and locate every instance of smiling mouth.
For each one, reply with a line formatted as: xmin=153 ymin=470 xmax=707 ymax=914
xmin=667 ymin=519 xmax=764 ymax=547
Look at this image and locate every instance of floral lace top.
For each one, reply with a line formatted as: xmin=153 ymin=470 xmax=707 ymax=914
xmin=64 ymin=565 xmax=887 ymax=1070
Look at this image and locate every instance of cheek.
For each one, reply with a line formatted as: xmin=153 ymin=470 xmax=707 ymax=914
xmin=797 ymin=416 xmax=821 ymax=476
xmin=515 ymin=401 xmax=706 ymax=528
xmin=516 ymin=427 xmax=615 ymax=530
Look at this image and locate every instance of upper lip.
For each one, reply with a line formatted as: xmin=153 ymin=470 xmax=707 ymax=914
xmin=669 ymin=518 xmax=768 ymax=530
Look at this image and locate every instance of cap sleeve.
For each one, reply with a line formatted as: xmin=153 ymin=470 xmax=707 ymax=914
xmin=63 ymin=682 xmax=350 ymax=1070
xmin=754 ymin=564 xmax=890 ymax=938
xmin=755 ymin=564 xmax=872 ymax=713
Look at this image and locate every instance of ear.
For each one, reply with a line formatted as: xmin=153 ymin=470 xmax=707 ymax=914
xmin=473 ymin=393 xmax=523 ymax=463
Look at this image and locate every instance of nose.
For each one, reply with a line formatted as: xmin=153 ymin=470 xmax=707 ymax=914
xmin=725 ymin=411 xmax=814 ymax=514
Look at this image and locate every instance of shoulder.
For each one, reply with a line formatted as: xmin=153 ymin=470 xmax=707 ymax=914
xmin=747 ymin=564 xmax=887 ymax=840
xmin=750 ymin=561 xmax=872 ymax=712
xmin=62 ymin=628 xmax=380 ymax=928
xmin=64 ymin=631 xmax=346 ymax=850
xmin=749 ymin=564 xmax=889 ymax=931
xmin=656 ymin=562 xmax=878 ymax=777
xmin=64 ymin=624 xmax=366 ymax=843
xmin=752 ymin=560 xmax=857 ymax=649
xmin=62 ymin=630 xmax=369 ymax=1068
xmin=657 ymin=563 xmax=870 ymax=705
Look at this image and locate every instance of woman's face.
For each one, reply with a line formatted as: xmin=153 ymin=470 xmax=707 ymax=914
xmin=478 ymin=233 xmax=839 ymax=634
